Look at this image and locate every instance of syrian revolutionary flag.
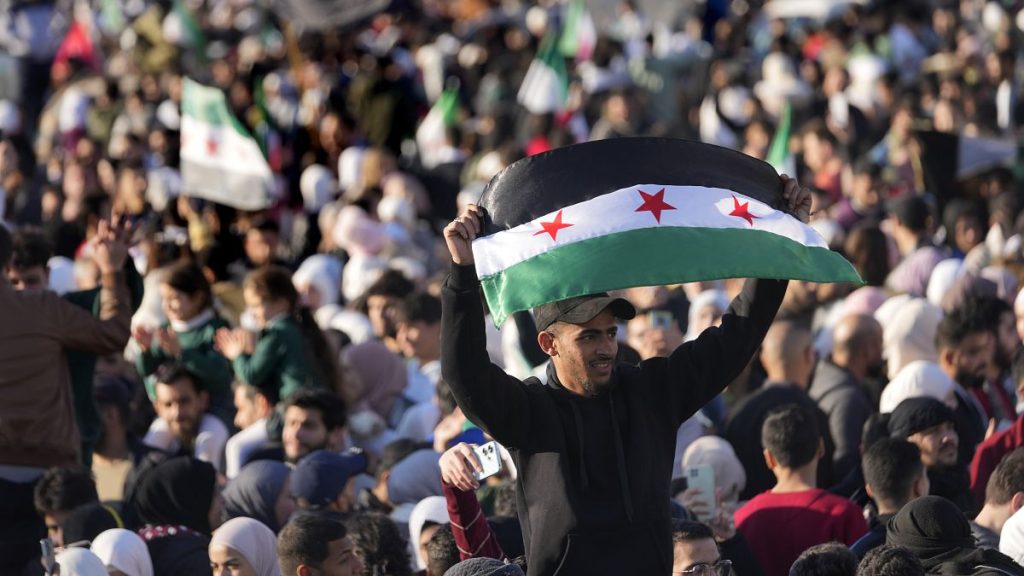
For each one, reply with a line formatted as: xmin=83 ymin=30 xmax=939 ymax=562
xmin=416 ymin=87 xmax=460 ymax=169
xmin=517 ymin=32 xmax=569 ymax=115
xmin=473 ymin=138 xmax=862 ymax=326
xmin=766 ymin=102 xmax=795 ymax=176
xmin=180 ymin=78 xmax=274 ymax=211
xmin=559 ymin=0 xmax=597 ymax=60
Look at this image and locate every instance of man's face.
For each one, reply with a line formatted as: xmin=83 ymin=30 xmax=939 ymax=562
xmin=233 ymin=386 xmax=259 ymax=430
xmin=319 ymin=536 xmax=364 ymax=576
xmin=367 ymin=295 xmax=401 ymax=339
xmin=282 ymin=406 xmax=329 ymax=463
xmin=909 ymin=421 xmax=959 ymax=467
xmin=7 ymin=265 xmax=48 ymax=292
xmin=397 ymin=320 xmax=441 ymax=362
xmin=549 ymin=309 xmax=618 ymax=395
xmin=951 ymin=331 xmax=994 ymax=388
xmin=672 ymin=537 xmax=721 ymax=575
xmin=153 ymin=379 xmax=206 ymax=443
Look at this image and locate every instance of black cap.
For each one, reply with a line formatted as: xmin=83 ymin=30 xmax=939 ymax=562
xmin=533 ymin=293 xmax=636 ymax=331
xmin=889 ymin=397 xmax=955 ymax=439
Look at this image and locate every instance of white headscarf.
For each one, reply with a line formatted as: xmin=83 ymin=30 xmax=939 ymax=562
xmin=292 ymin=254 xmax=342 ymax=310
xmin=682 ymin=436 xmax=747 ymax=502
xmin=91 ymin=529 xmax=154 ymax=576
xmin=55 ymin=547 xmax=108 ymax=576
xmin=880 ymin=298 xmax=943 ymax=380
xmin=1001 ymin=508 xmax=1024 ymax=565
xmin=685 ymin=290 xmax=730 ymax=342
xmin=879 ymin=361 xmax=956 ymax=414
xmin=210 ymin=517 xmax=283 ymax=576
xmin=300 ymin=164 xmax=336 ymax=214
xmin=927 ymin=258 xmax=964 ymax=308
xmin=408 ymin=496 xmax=450 ymax=571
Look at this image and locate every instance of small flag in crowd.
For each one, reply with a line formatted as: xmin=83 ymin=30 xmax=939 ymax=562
xmin=472 ymin=138 xmax=862 ymax=326
xmin=559 ymin=0 xmax=597 ymax=60
xmin=173 ymin=0 xmax=207 ymax=62
xmin=766 ymin=102 xmax=795 ymax=176
xmin=416 ymin=86 xmax=460 ymax=169
xmin=180 ymin=78 xmax=274 ymax=211
xmin=517 ymin=32 xmax=569 ymax=115
xmin=53 ymin=20 xmax=101 ymax=74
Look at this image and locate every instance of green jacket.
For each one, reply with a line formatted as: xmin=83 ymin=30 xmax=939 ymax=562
xmin=65 ymin=262 xmax=145 ymax=465
xmin=233 ymin=316 xmax=325 ymax=404
xmin=136 ymin=314 xmax=234 ymax=413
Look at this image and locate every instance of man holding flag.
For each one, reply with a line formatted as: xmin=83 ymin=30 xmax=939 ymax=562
xmin=440 ymin=153 xmax=813 ymax=574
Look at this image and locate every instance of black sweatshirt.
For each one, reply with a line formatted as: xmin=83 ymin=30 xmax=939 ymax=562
xmin=441 ymin=264 xmax=787 ymax=575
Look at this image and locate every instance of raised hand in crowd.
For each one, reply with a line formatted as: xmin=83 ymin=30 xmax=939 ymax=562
xmin=440 ymin=442 xmax=484 ymax=492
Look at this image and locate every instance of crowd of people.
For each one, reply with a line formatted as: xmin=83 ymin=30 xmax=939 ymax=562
xmin=6 ymin=0 xmax=1024 ymax=574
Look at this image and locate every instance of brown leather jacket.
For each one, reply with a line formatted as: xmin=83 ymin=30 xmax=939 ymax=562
xmin=0 ymin=272 xmax=130 ymax=468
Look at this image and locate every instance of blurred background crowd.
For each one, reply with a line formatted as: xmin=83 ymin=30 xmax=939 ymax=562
xmin=8 ymin=0 xmax=1024 ymax=574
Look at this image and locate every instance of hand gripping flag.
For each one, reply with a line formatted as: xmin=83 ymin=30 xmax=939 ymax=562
xmin=471 ymin=138 xmax=863 ymax=326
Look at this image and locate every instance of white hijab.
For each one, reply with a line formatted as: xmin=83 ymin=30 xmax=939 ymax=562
xmin=879 ymin=361 xmax=956 ymax=414
xmin=210 ymin=517 xmax=283 ymax=576
xmin=408 ymin=496 xmax=450 ymax=571
xmin=1000 ymin=507 xmax=1024 ymax=565
xmin=55 ymin=547 xmax=108 ymax=576
xmin=91 ymin=529 xmax=154 ymax=576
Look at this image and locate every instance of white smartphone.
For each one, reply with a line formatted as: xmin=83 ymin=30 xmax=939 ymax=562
xmin=685 ymin=465 xmax=716 ymax=522
xmin=472 ymin=441 xmax=503 ymax=481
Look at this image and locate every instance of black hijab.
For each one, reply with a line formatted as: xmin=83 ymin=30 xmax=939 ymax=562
xmin=129 ymin=455 xmax=216 ymax=534
xmin=887 ymin=496 xmax=1024 ymax=575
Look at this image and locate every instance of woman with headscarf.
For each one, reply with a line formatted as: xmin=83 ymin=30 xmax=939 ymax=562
xmin=887 ymin=495 xmax=1024 ymax=575
xmin=684 ymin=289 xmax=730 ymax=343
xmin=55 ymin=547 xmax=108 ymax=576
xmin=681 ymin=436 xmax=747 ymax=504
xmin=408 ymin=496 xmax=450 ymax=573
xmin=222 ymin=460 xmax=295 ymax=533
xmin=879 ymin=298 xmax=944 ymax=380
xmin=126 ymin=455 xmax=220 ymax=576
xmin=292 ymin=254 xmax=342 ymax=314
xmin=1000 ymin=508 xmax=1024 ymax=566
xmin=879 ymin=361 xmax=958 ymax=414
xmin=92 ymin=529 xmax=154 ymax=576
xmin=345 ymin=339 xmax=409 ymax=426
xmin=209 ymin=517 xmax=283 ymax=576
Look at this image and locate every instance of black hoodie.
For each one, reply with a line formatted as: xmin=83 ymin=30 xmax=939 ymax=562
xmin=441 ymin=264 xmax=786 ymax=575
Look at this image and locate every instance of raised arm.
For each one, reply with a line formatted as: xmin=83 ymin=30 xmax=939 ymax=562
xmin=441 ymin=206 xmax=533 ymax=448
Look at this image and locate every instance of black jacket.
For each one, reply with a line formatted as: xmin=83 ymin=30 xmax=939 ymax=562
xmin=441 ymin=264 xmax=786 ymax=575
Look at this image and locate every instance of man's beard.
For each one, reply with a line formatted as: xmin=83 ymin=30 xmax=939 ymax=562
xmin=581 ymin=377 xmax=612 ymax=396
xmin=956 ymin=370 xmax=986 ymax=389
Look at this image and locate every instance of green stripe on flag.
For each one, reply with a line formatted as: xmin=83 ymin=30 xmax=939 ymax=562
xmin=182 ymin=78 xmax=257 ymax=139
xmin=480 ymin=226 xmax=862 ymax=326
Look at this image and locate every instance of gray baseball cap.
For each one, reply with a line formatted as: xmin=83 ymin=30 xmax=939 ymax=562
xmin=533 ymin=293 xmax=636 ymax=331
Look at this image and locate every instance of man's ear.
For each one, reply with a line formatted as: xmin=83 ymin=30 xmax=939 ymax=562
xmin=297 ymin=564 xmax=315 ymax=576
xmin=762 ymin=448 xmax=778 ymax=471
xmin=940 ymin=348 xmax=956 ymax=370
xmin=1012 ymin=491 xmax=1024 ymax=513
xmin=538 ymin=330 xmax=557 ymax=357
xmin=865 ymin=483 xmax=876 ymax=500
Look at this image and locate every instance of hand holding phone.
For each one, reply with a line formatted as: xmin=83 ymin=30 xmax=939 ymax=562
xmin=40 ymin=538 xmax=57 ymax=575
xmin=472 ymin=441 xmax=503 ymax=482
xmin=683 ymin=465 xmax=716 ymax=522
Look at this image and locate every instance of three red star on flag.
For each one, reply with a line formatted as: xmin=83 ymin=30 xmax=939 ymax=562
xmin=635 ymin=188 xmax=676 ymax=223
xmin=728 ymin=195 xmax=759 ymax=226
xmin=533 ymin=209 xmax=573 ymax=241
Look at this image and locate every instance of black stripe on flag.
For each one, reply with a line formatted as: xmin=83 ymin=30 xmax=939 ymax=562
xmin=477 ymin=138 xmax=787 ymax=234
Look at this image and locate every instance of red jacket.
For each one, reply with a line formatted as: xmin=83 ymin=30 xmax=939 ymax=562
xmin=970 ymin=415 xmax=1024 ymax=504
